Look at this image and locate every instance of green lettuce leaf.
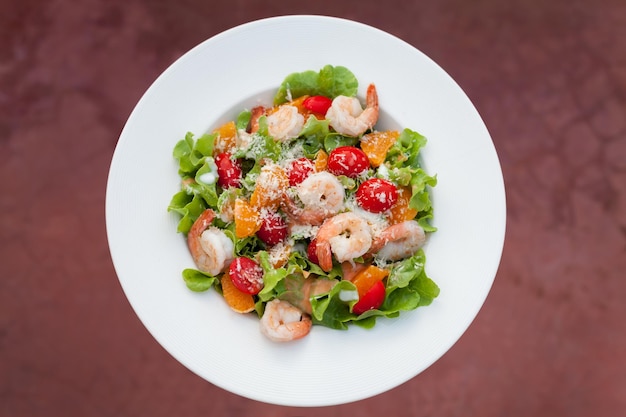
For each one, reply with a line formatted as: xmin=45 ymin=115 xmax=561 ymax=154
xmin=173 ymin=132 xmax=216 ymax=176
xmin=222 ymin=224 xmax=263 ymax=259
xmin=182 ymin=268 xmax=218 ymax=292
xmin=274 ymin=69 xmax=319 ymax=105
xmin=236 ymin=109 xmax=251 ymax=130
xmin=385 ymin=128 xmax=426 ymax=169
xmin=193 ymin=159 xmax=219 ymax=208
xmin=318 ymin=65 xmax=359 ymax=99
xmin=383 ymin=249 xmax=440 ymax=311
xmin=169 ymin=131 xmax=219 ymax=233
xmin=167 ymin=192 xmax=207 ymax=234
xmin=172 ymin=133 xmax=195 ymax=174
xmin=257 ymin=251 xmax=290 ymax=302
xmin=274 ymin=65 xmax=358 ymax=105
xmin=324 ymin=133 xmax=359 ymax=152
xmin=298 ymin=115 xmax=329 ymax=157
xmin=310 ymin=280 xmax=358 ymax=330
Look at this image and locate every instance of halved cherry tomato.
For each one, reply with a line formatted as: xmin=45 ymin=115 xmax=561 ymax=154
xmin=256 ymin=212 xmax=288 ymax=246
xmin=303 ymin=95 xmax=332 ymax=115
xmin=287 ymin=158 xmax=315 ymax=186
xmin=307 ymin=238 xmax=320 ymax=265
xmin=327 ymin=146 xmax=370 ymax=178
xmin=356 ymin=178 xmax=398 ymax=213
xmin=353 ymin=280 xmax=386 ymax=315
xmin=215 ymin=153 xmax=242 ymax=189
xmin=229 ymin=257 xmax=264 ymax=295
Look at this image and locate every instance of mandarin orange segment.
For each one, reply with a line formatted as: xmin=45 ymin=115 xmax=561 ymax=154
xmin=212 ymin=120 xmax=237 ymax=154
xmin=287 ymin=95 xmax=311 ymax=116
xmin=314 ymin=149 xmax=328 ymax=172
xmin=234 ymin=198 xmax=261 ymax=238
xmin=388 ymin=186 xmax=419 ymax=224
xmin=268 ymin=243 xmax=292 ymax=268
xmin=221 ymin=272 xmax=256 ymax=313
xmin=352 ymin=265 xmax=389 ymax=297
xmin=360 ymin=130 xmax=400 ymax=167
xmin=250 ymin=164 xmax=288 ymax=210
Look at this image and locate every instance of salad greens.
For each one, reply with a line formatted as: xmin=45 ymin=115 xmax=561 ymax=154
xmin=168 ymin=65 xmax=439 ymax=334
xmin=274 ymin=65 xmax=359 ymax=105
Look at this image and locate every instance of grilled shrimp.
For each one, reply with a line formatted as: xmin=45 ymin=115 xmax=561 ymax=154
xmin=315 ymin=212 xmax=373 ymax=272
xmin=369 ymin=220 xmax=425 ymax=261
xmin=187 ymin=209 xmax=235 ymax=276
xmin=283 ymin=171 xmax=345 ymax=226
xmin=325 ymin=84 xmax=379 ymax=137
xmin=267 ymin=105 xmax=305 ymax=142
xmin=260 ymin=299 xmax=312 ymax=342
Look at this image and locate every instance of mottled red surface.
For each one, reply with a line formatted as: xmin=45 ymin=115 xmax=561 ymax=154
xmin=2 ymin=0 xmax=625 ymax=415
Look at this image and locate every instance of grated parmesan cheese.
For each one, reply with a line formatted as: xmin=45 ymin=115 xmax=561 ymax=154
xmin=289 ymin=223 xmax=320 ymax=240
xmin=377 ymin=164 xmax=390 ymax=179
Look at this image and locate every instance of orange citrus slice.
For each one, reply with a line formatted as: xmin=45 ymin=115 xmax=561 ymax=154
xmin=360 ymin=130 xmax=399 ymax=167
xmin=352 ymin=264 xmax=389 ymax=297
xmin=388 ymin=186 xmax=418 ymax=224
xmin=267 ymin=243 xmax=292 ymax=268
xmin=287 ymin=95 xmax=313 ymax=117
xmin=250 ymin=164 xmax=288 ymax=210
xmin=221 ymin=273 xmax=255 ymax=313
xmin=212 ymin=120 xmax=237 ymax=154
xmin=234 ymin=198 xmax=261 ymax=238
xmin=314 ymin=149 xmax=328 ymax=172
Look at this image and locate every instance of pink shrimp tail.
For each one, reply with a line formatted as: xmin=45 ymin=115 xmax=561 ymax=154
xmin=187 ymin=209 xmax=215 ymax=247
xmin=316 ymin=240 xmax=334 ymax=272
xmin=366 ymin=84 xmax=378 ymax=111
xmin=247 ymin=106 xmax=266 ymax=133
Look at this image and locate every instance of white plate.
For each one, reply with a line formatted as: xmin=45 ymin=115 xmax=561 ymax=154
xmin=106 ymin=15 xmax=506 ymax=407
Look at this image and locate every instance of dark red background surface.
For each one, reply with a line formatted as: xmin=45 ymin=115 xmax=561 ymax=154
xmin=2 ymin=0 xmax=625 ymax=415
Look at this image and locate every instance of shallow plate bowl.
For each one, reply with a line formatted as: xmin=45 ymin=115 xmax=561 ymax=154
xmin=106 ymin=15 xmax=506 ymax=407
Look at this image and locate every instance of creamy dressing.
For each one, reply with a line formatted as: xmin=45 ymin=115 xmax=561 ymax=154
xmin=339 ymin=290 xmax=359 ymax=302
xmin=198 ymin=157 xmax=219 ymax=185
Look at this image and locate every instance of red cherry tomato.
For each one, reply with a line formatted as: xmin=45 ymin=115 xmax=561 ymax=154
xmin=303 ymin=95 xmax=332 ymax=115
xmin=356 ymin=178 xmax=399 ymax=213
xmin=229 ymin=257 xmax=264 ymax=295
xmin=327 ymin=146 xmax=370 ymax=178
xmin=307 ymin=238 xmax=320 ymax=265
xmin=287 ymin=158 xmax=315 ymax=186
xmin=215 ymin=153 xmax=242 ymax=189
xmin=256 ymin=212 xmax=288 ymax=246
xmin=353 ymin=280 xmax=386 ymax=315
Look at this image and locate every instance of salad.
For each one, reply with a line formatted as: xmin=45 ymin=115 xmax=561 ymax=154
xmin=168 ymin=65 xmax=439 ymax=342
